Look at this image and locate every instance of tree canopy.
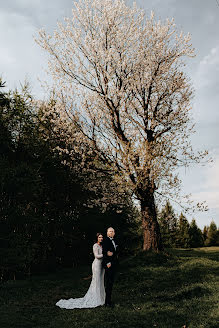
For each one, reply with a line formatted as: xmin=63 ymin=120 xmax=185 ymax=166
xmin=36 ymin=0 xmax=210 ymax=251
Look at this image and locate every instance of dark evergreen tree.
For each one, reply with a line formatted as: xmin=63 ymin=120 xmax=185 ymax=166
xmin=205 ymin=221 xmax=218 ymax=246
xmin=176 ymin=213 xmax=190 ymax=248
xmin=203 ymin=225 xmax=208 ymax=244
xmin=158 ymin=201 xmax=177 ymax=248
xmin=188 ymin=219 xmax=204 ymax=248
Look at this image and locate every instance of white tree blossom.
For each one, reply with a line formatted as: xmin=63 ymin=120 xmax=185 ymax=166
xmin=36 ymin=0 xmax=211 ymax=251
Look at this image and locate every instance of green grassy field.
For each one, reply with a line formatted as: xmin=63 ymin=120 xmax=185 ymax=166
xmin=0 ymin=247 xmax=218 ymax=328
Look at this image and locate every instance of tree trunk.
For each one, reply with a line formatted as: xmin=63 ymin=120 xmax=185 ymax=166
xmin=140 ymin=195 xmax=163 ymax=252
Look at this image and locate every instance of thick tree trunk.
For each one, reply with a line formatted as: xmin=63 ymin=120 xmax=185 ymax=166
xmin=140 ymin=195 xmax=163 ymax=252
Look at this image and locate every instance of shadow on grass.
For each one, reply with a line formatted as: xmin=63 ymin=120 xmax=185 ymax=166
xmin=0 ymin=248 xmax=218 ymax=328
xmin=168 ymin=247 xmax=219 ymax=261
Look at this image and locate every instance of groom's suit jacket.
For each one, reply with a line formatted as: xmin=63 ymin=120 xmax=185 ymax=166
xmin=102 ymin=236 xmax=119 ymax=269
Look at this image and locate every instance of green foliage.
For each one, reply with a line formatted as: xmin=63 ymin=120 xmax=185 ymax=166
xmin=158 ymin=202 xmax=208 ymax=249
xmin=175 ymin=213 xmax=190 ymax=248
xmin=158 ymin=201 xmax=177 ymax=248
xmin=188 ymin=219 xmax=204 ymax=248
xmin=0 ymin=80 xmax=139 ymax=281
xmin=0 ymin=80 xmax=89 ymax=279
xmin=203 ymin=225 xmax=208 ymax=243
xmin=204 ymin=221 xmax=219 ymax=246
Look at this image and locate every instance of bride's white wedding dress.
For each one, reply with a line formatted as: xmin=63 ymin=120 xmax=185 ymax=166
xmin=55 ymin=243 xmax=105 ymax=309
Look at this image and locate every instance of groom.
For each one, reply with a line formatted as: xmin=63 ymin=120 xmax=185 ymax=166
xmin=102 ymin=227 xmax=118 ymax=308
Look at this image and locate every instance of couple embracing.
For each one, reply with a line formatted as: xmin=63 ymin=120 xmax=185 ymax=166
xmin=56 ymin=227 xmax=118 ymax=309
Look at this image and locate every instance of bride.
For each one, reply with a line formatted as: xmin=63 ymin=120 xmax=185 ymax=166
xmin=55 ymin=233 xmax=106 ymax=309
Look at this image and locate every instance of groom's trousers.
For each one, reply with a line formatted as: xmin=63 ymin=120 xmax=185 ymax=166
xmin=105 ymin=265 xmax=115 ymax=304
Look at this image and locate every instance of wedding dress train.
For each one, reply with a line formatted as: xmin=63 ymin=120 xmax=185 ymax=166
xmin=55 ymin=243 xmax=105 ymax=309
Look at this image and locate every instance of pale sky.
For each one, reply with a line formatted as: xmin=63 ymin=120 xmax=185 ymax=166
xmin=1 ymin=0 xmax=219 ymax=229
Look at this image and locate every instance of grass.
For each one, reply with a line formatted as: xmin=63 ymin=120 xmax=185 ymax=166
xmin=0 ymin=247 xmax=218 ymax=328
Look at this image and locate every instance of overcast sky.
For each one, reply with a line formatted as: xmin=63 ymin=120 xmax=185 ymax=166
xmin=1 ymin=0 xmax=219 ymax=229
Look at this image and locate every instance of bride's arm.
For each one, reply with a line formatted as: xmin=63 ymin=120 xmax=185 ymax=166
xmin=93 ymin=244 xmax=103 ymax=259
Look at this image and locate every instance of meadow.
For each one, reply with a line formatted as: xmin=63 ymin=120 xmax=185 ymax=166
xmin=0 ymin=247 xmax=218 ymax=328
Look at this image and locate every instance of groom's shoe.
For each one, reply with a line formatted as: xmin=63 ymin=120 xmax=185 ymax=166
xmin=105 ymin=302 xmax=114 ymax=308
xmin=104 ymin=303 xmax=110 ymax=307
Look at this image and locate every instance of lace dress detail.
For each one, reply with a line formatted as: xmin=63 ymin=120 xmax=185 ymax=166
xmin=55 ymin=243 xmax=105 ymax=309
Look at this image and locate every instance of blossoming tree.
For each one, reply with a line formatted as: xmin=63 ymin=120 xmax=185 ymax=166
xmin=36 ymin=0 xmax=209 ymax=251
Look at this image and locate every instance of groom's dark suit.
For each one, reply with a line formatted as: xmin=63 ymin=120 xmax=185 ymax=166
xmin=102 ymin=236 xmax=119 ymax=306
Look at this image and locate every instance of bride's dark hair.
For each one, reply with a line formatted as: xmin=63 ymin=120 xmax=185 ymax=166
xmin=96 ymin=232 xmax=103 ymax=243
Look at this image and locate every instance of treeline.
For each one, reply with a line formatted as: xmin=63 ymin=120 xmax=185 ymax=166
xmin=158 ymin=201 xmax=219 ymax=248
xmin=0 ymin=80 xmax=140 ymax=281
